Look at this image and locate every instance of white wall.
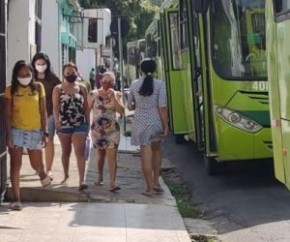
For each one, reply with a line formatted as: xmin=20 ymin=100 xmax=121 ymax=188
xmin=7 ymin=0 xmax=31 ymax=80
xmin=76 ymin=49 xmax=96 ymax=81
xmin=41 ymin=0 xmax=60 ymax=77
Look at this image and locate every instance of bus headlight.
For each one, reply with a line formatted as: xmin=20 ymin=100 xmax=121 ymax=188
xmin=215 ymin=106 xmax=263 ymax=133
xmin=228 ymin=112 xmax=241 ymax=123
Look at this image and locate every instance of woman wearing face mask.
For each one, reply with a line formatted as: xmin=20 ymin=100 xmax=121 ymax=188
xmin=32 ymin=53 xmax=61 ymax=180
xmin=88 ymin=72 xmax=124 ymax=191
xmin=5 ymin=60 xmax=51 ymax=211
xmin=52 ymin=62 xmax=90 ymax=190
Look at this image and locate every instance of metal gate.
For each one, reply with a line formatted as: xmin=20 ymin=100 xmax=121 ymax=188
xmin=0 ymin=0 xmax=8 ymax=204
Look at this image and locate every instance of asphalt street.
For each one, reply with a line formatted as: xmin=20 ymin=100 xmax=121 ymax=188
xmin=163 ymin=136 xmax=290 ymax=242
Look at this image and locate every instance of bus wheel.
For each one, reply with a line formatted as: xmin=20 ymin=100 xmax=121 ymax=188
xmin=175 ymin=134 xmax=186 ymax=144
xmin=204 ymin=156 xmax=219 ymax=176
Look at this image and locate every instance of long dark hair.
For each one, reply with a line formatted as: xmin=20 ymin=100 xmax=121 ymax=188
xmin=31 ymin=52 xmax=54 ymax=80
xmin=138 ymin=59 xmax=157 ymax=96
xmin=11 ymin=60 xmax=36 ymax=95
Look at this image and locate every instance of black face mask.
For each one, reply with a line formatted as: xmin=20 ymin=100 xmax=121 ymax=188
xmin=65 ymin=74 xmax=77 ymax=83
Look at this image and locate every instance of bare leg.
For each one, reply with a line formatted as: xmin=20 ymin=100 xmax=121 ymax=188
xmin=151 ymin=141 xmax=162 ymax=188
xmin=45 ymin=135 xmax=54 ymax=174
xmin=28 ymin=149 xmax=46 ymax=180
xmin=9 ymin=147 xmax=23 ymax=202
xmin=140 ymin=145 xmax=153 ymax=194
xmin=106 ymin=148 xmax=118 ymax=189
xmin=58 ymin=134 xmax=72 ymax=182
xmin=72 ymin=133 xmax=87 ymax=186
xmin=96 ymin=149 xmax=106 ymax=184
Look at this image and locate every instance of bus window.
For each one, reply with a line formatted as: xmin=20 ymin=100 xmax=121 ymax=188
xmin=275 ymin=0 xmax=290 ymax=14
xmin=168 ymin=12 xmax=182 ymax=69
xmin=180 ymin=0 xmax=189 ymax=50
xmin=210 ymin=0 xmax=266 ymax=79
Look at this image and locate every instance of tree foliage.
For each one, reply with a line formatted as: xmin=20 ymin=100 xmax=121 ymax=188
xmin=78 ymin=0 xmax=159 ymax=40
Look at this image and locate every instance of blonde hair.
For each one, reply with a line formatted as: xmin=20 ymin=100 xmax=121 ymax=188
xmin=102 ymin=71 xmax=116 ymax=85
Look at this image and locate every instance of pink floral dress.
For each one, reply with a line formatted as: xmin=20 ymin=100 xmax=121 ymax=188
xmin=90 ymin=90 xmax=120 ymax=149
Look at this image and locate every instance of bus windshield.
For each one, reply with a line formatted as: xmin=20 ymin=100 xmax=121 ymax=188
xmin=210 ymin=0 xmax=266 ymax=80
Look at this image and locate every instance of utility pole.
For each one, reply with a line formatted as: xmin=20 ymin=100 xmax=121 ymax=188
xmin=118 ymin=17 xmax=126 ymax=133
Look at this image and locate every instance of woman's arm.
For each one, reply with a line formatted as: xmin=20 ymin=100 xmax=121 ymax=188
xmin=38 ymin=83 xmax=47 ymax=134
xmin=5 ymin=97 xmax=13 ymax=147
xmin=80 ymin=85 xmax=90 ymax=126
xmin=127 ymin=87 xmax=135 ymax=111
xmin=87 ymin=91 xmax=94 ymax=111
xmin=158 ymin=106 xmax=168 ymax=137
xmin=158 ymin=81 xmax=168 ymax=137
xmin=52 ymin=85 xmax=61 ymax=129
xmin=113 ymin=90 xmax=125 ymax=115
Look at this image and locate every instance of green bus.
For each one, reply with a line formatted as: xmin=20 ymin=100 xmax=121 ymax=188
xmin=266 ymin=0 xmax=290 ymax=189
xmin=147 ymin=0 xmax=272 ymax=174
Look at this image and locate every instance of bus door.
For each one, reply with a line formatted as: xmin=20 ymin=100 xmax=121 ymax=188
xmin=267 ymin=1 xmax=290 ymax=189
xmin=161 ymin=8 xmax=194 ymax=136
xmin=184 ymin=0 xmax=205 ymax=151
xmin=160 ymin=13 xmax=172 ymax=130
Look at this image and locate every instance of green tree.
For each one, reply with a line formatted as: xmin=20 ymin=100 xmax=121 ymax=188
xmin=78 ymin=0 xmax=159 ymax=40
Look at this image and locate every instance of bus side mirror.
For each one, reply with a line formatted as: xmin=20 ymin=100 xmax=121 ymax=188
xmin=194 ymin=0 xmax=210 ymax=14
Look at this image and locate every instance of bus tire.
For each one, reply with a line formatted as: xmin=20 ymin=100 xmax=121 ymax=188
xmin=204 ymin=156 xmax=219 ymax=176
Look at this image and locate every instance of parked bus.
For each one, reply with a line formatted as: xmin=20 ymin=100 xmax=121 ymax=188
xmin=0 ymin=0 xmax=8 ymax=203
xmin=126 ymin=39 xmax=145 ymax=86
xmin=266 ymin=0 xmax=290 ymax=189
xmin=146 ymin=0 xmax=272 ymax=174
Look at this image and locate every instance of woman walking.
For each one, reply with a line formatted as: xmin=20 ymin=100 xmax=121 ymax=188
xmin=88 ymin=71 xmax=124 ymax=191
xmin=32 ymin=53 xmax=61 ymax=180
xmin=127 ymin=59 xmax=168 ymax=197
xmin=52 ymin=63 xmax=90 ymax=190
xmin=5 ymin=60 xmax=51 ymax=210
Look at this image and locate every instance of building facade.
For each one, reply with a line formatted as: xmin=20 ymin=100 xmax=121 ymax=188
xmin=0 ymin=0 xmax=8 ymax=203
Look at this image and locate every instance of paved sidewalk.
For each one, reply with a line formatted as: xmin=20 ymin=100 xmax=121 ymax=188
xmin=1 ymin=130 xmax=191 ymax=242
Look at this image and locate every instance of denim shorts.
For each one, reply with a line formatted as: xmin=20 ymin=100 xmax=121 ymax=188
xmin=11 ymin=128 xmax=43 ymax=150
xmin=47 ymin=115 xmax=56 ymax=136
xmin=58 ymin=123 xmax=89 ymax=135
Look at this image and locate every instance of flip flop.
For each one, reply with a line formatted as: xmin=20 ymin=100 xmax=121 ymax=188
xmin=79 ymin=183 xmax=88 ymax=191
xmin=141 ymin=191 xmax=153 ymax=197
xmin=109 ymin=185 xmax=121 ymax=192
xmin=94 ymin=181 xmax=104 ymax=186
xmin=40 ymin=176 xmax=51 ymax=187
xmin=153 ymin=187 xmax=164 ymax=193
xmin=60 ymin=178 xmax=69 ymax=185
xmin=10 ymin=202 xmax=22 ymax=211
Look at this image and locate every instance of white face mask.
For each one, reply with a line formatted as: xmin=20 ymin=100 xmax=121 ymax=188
xmin=18 ymin=76 xmax=32 ymax=86
xmin=35 ymin=64 xmax=47 ymax=73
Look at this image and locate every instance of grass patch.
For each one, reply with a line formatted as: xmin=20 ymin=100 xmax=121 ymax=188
xmin=190 ymin=235 xmax=220 ymax=242
xmin=163 ymin=176 xmax=200 ymax=218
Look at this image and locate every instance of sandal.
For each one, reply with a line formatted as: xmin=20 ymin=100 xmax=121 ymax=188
xmin=79 ymin=183 xmax=88 ymax=191
xmin=109 ymin=185 xmax=121 ymax=192
xmin=61 ymin=178 xmax=69 ymax=185
xmin=153 ymin=187 xmax=164 ymax=193
xmin=41 ymin=176 xmax=51 ymax=187
xmin=47 ymin=171 xmax=53 ymax=181
xmin=94 ymin=180 xmax=104 ymax=186
xmin=141 ymin=191 xmax=153 ymax=197
xmin=10 ymin=202 xmax=22 ymax=211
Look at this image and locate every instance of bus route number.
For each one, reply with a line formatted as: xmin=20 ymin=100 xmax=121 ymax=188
xmin=241 ymin=81 xmax=268 ymax=92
